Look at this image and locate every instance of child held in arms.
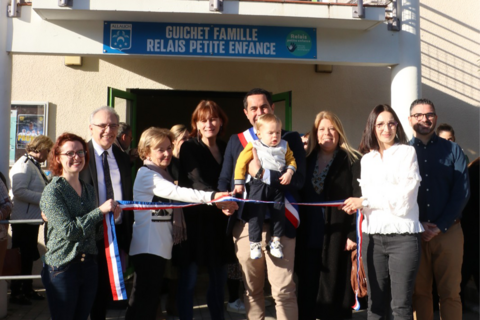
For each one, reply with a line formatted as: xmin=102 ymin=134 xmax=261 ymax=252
xmin=234 ymin=114 xmax=297 ymax=260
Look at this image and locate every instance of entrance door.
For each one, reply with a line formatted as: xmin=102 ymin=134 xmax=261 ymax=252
xmin=107 ymin=87 xmax=138 ymax=146
xmin=272 ymin=91 xmax=292 ymax=131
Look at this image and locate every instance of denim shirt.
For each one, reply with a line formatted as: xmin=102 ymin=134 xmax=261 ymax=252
xmin=410 ymin=134 xmax=470 ymax=233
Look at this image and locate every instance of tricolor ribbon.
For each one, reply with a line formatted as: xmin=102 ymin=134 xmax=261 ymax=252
xmin=115 ymin=197 xmax=363 ymax=308
xmin=117 ymin=196 xmax=346 ymax=210
xmin=237 ymin=127 xmax=300 ymax=228
xmin=103 ymin=212 xmax=128 ymax=301
xmin=352 ymin=209 xmax=364 ymax=311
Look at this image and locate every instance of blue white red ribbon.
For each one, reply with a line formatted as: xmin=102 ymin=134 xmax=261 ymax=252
xmin=116 ymin=197 xmax=363 ymax=306
xmin=237 ymin=127 xmax=301 ymax=228
xmin=352 ymin=209 xmax=364 ymax=311
xmin=103 ymin=212 xmax=128 ymax=301
xmin=117 ymin=196 xmax=346 ymax=210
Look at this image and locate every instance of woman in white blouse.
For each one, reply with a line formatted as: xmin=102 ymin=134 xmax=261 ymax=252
xmin=125 ymin=127 xmax=236 ymax=320
xmin=343 ymin=104 xmax=424 ymax=320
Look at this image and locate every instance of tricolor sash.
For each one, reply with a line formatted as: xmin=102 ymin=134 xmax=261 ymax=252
xmin=103 ymin=212 xmax=128 ymax=301
xmin=352 ymin=209 xmax=364 ymax=311
xmin=237 ymin=128 xmax=300 ymax=228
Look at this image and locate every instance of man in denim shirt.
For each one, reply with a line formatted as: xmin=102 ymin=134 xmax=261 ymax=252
xmin=408 ymin=98 xmax=470 ymax=320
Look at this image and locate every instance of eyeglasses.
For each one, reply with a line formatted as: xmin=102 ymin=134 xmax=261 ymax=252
xmin=92 ymin=123 xmax=119 ymax=130
xmin=60 ymin=150 xmax=86 ymax=158
xmin=375 ymin=121 xmax=398 ymax=130
xmin=410 ymin=113 xmax=436 ymax=120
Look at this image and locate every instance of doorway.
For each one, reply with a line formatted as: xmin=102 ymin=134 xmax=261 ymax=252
xmin=130 ymin=89 xmax=250 ymax=142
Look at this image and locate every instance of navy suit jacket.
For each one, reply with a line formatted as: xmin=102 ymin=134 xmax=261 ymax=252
xmin=218 ymin=129 xmax=306 ymax=238
xmin=79 ymin=140 xmax=134 ymax=253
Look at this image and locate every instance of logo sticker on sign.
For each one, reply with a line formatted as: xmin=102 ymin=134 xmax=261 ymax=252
xmin=110 ymin=24 xmax=132 ymax=51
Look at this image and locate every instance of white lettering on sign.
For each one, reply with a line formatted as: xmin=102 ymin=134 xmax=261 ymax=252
xmin=166 ymin=26 xmax=211 ymax=40
xmin=213 ymin=27 xmax=258 ymax=41
xmin=144 ymin=26 xmax=280 ymax=56
xmin=228 ymin=42 xmax=275 ymax=55
xmin=111 ymin=24 xmax=131 ymax=29
xmin=147 ymin=39 xmax=186 ymax=52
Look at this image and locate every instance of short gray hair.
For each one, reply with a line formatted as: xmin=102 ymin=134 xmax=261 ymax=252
xmin=117 ymin=122 xmax=132 ymax=138
xmin=90 ymin=106 xmax=120 ymax=124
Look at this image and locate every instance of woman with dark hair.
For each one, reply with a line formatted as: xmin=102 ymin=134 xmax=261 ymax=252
xmin=40 ymin=133 xmax=121 ymax=320
xmin=175 ymin=100 xmax=232 ymax=319
xmin=9 ymin=135 xmax=53 ymax=304
xmin=343 ymin=104 xmax=424 ymax=320
xmin=296 ymin=111 xmax=361 ymax=320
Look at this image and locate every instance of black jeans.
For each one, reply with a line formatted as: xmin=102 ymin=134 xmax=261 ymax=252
xmin=11 ymin=224 xmax=40 ymax=296
xmin=248 ymin=179 xmax=285 ymax=242
xmin=125 ymin=254 xmax=167 ymax=320
xmin=363 ymin=233 xmax=421 ymax=320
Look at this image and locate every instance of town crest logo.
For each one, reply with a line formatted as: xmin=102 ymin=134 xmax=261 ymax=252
xmin=110 ymin=24 xmax=132 ymax=51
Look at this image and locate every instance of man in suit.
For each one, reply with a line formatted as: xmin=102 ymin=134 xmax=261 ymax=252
xmin=218 ymin=88 xmax=306 ymax=320
xmin=80 ymin=106 xmax=133 ymax=320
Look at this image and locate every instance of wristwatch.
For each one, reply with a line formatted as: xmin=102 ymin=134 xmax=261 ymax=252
xmin=254 ymin=167 xmax=263 ymax=179
xmin=361 ymin=198 xmax=369 ymax=208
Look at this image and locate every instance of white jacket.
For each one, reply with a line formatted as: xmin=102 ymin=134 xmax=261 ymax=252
xmin=129 ymin=166 xmax=213 ymax=259
xmin=10 ymin=155 xmax=48 ymax=220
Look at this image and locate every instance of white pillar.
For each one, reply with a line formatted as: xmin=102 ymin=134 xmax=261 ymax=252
xmin=0 ymin=0 xmax=10 ymax=312
xmin=391 ymin=0 xmax=421 ymax=138
xmin=0 ymin=0 xmax=13 ymax=184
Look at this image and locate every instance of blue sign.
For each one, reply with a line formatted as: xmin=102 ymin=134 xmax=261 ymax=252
xmin=103 ymin=22 xmax=316 ymax=60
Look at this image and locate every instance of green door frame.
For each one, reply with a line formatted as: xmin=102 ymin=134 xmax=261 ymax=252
xmin=272 ymin=91 xmax=292 ymax=131
xmin=107 ymin=87 xmax=138 ymax=147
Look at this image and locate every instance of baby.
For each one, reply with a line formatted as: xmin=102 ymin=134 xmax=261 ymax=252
xmin=234 ymin=114 xmax=297 ymax=259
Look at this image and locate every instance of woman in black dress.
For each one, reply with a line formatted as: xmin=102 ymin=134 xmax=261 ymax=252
xmin=297 ymin=111 xmax=361 ymax=320
xmin=175 ymin=100 xmax=231 ymax=320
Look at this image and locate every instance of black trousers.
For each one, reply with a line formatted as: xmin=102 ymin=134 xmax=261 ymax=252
xmin=125 ymin=254 xmax=167 ymax=320
xmin=90 ymin=239 xmax=113 ymax=320
xmin=11 ymin=224 xmax=40 ymax=296
xmin=247 ymin=179 xmax=285 ymax=242
xmin=297 ymin=247 xmax=322 ymax=320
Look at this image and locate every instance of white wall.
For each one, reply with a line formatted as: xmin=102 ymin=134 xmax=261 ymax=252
xmin=420 ymin=0 xmax=480 ymax=159
xmin=11 ymin=55 xmax=392 ymax=148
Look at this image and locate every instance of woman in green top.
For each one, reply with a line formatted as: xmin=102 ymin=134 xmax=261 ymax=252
xmin=40 ymin=133 xmax=121 ymax=320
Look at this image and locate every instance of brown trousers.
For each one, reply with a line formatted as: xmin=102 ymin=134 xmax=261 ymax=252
xmin=233 ymin=221 xmax=298 ymax=320
xmin=413 ymin=222 xmax=464 ymax=320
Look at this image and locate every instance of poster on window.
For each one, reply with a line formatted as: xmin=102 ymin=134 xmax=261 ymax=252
xmin=10 ymin=102 xmax=49 ymax=166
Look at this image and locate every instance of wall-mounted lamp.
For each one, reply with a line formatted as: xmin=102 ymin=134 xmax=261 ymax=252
xmin=65 ymin=56 xmax=82 ymax=67
xmin=209 ymin=0 xmax=223 ymax=12
xmin=315 ymin=65 xmax=333 ymax=74
xmin=352 ymin=0 xmax=364 ymax=18
xmin=58 ymin=0 xmax=72 ymax=7
xmin=7 ymin=0 xmax=19 ymax=18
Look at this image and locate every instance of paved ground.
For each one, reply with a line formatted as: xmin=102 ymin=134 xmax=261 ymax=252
xmin=2 ymin=273 xmax=479 ymax=319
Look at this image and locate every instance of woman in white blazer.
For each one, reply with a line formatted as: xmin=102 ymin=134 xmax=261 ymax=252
xmin=125 ymin=127 xmax=237 ymax=320
xmin=9 ymin=135 xmax=53 ymax=305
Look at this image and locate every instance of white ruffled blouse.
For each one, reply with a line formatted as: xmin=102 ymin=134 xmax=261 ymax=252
xmin=359 ymin=144 xmax=424 ymax=234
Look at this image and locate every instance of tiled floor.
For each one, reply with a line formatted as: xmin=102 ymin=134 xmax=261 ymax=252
xmin=2 ymin=275 xmax=479 ymax=320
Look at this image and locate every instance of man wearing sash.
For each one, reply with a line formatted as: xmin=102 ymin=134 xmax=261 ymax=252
xmin=218 ymin=88 xmax=306 ymax=319
xmin=80 ymin=106 xmax=133 ymax=320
